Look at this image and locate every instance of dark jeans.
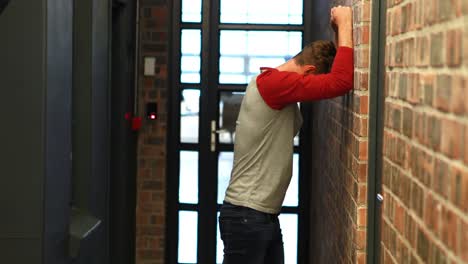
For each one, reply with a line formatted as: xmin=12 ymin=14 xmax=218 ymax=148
xmin=219 ymin=202 xmax=284 ymax=264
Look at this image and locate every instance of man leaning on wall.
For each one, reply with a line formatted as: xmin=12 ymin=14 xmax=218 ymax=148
xmin=219 ymin=6 xmax=354 ymax=264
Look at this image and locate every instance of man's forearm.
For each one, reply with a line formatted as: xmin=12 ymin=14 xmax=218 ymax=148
xmin=337 ymin=22 xmax=353 ymax=48
xmin=256 ymin=47 xmax=354 ymax=109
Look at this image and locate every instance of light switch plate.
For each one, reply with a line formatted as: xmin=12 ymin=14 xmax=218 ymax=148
xmin=144 ymin=57 xmax=156 ymax=76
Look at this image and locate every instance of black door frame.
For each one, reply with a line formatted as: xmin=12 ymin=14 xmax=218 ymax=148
xmin=366 ymin=0 xmax=387 ymax=263
xmin=198 ymin=0 xmax=220 ymax=262
xmin=167 ymin=0 xmax=313 ymax=263
xmin=109 ymin=0 xmax=138 ymax=263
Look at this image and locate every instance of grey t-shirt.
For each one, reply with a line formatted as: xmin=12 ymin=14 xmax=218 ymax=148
xmin=224 ymin=76 xmax=303 ymax=214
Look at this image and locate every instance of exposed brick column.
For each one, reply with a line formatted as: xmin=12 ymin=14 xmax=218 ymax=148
xmin=309 ymin=0 xmax=371 ymax=263
xmin=135 ymin=1 xmax=169 ymax=263
xmin=381 ymin=0 xmax=468 ymax=263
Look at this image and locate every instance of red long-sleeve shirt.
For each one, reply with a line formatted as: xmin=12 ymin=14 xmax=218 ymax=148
xmin=256 ymin=46 xmax=354 ymax=110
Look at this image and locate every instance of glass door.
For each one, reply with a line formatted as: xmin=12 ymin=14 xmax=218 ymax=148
xmin=168 ymin=0 xmax=308 ymax=263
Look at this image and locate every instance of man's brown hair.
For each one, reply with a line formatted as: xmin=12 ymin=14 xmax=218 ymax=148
xmin=293 ymin=40 xmax=337 ymax=74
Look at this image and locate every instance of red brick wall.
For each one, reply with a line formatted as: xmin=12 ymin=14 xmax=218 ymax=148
xmin=381 ymin=0 xmax=467 ymax=263
xmin=135 ymin=1 xmax=169 ymax=263
xmin=308 ymin=1 xmax=371 ymax=263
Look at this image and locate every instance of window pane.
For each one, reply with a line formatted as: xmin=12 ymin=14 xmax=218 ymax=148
xmin=283 ymin=154 xmax=299 ymax=206
xmin=181 ymin=89 xmax=200 ymax=143
xmin=220 ymin=31 xmax=302 ymax=84
xmin=181 ymin=73 xmax=201 ymax=83
xmin=219 ymin=31 xmax=248 ymax=55
xmin=182 ymin=0 xmax=202 ymax=23
xmin=219 ymin=92 xmax=245 ymax=144
xmin=181 ymin=30 xmax=201 ymax=84
xmin=220 ymin=0 xmax=303 ymax=25
xmin=179 ymin=151 xmax=198 ymax=204
xmin=181 ymin=30 xmax=201 ymax=54
xmin=218 ymin=152 xmax=233 ymax=204
xmin=248 ymin=57 xmax=285 ymax=73
xmin=219 ymin=74 xmax=248 ymax=84
xmin=279 ymin=214 xmax=298 ymax=264
xmin=220 ymin=57 xmax=245 ymax=73
xmin=178 ymin=211 xmax=198 ymax=263
xmin=181 ymin=56 xmax=201 ymax=72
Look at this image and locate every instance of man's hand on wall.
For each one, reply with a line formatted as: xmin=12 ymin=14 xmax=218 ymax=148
xmin=331 ymin=6 xmax=353 ymax=28
xmin=330 ymin=6 xmax=353 ymax=48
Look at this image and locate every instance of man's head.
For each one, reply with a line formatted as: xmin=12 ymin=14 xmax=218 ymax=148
xmin=293 ymin=40 xmax=337 ymax=75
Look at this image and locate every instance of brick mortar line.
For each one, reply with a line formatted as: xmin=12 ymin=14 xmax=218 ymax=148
xmin=327 ymin=128 xmax=368 ymax=165
xmin=356 ymin=67 xmax=371 ymax=75
xmin=332 ymin=117 xmax=369 ymax=141
xmin=384 ymin=98 xmax=468 ymax=122
xmin=327 ymin=121 xmax=367 ymax=157
xmin=381 ymin=243 xmax=403 ymax=264
xmin=330 ymin=113 xmax=369 ymax=131
xmin=353 ymin=20 xmax=371 ymax=27
xmin=355 ymin=66 xmax=370 ymax=70
xmin=330 ymin=118 xmax=369 ymax=141
xmin=384 ymin=97 xmax=468 ymax=124
xmin=344 ymin=202 xmax=363 ymax=230
xmin=354 ymin=69 xmax=369 ymax=74
xmin=381 ymin=215 xmax=422 ymax=263
xmin=383 ymin=126 xmax=468 ymax=171
xmin=382 ymin=155 xmax=468 ymax=222
xmin=386 ymin=0 xmax=468 ymax=20
xmin=387 ymin=41 xmax=466 ymax=69
xmin=385 ymin=15 xmax=468 ymax=39
xmin=353 ymin=89 xmax=370 ymax=96
xmin=382 ymin=187 xmax=464 ymax=263
xmin=353 ymin=88 xmax=370 ymax=92
xmin=387 ymin=31 xmax=468 ymax=74
xmin=328 ymin=99 xmax=370 ymax=119
xmin=381 ymin=156 xmax=464 ymax=221
xmin=330 ymin=108 xmax=369 ymax=121
xmin=355 ymin=63 xmax=370 ymax=69
xmin=385 ymin=65 xmax=468 ymax=76
xmin=354 ymin=44 xmax=370 ymax=50
xmin=322 ymin=175 xmax=361 ymax=228
xmin=333 ymin=125 xmax=369 ymax=167
xmin=330 ymin=116 xmax=369 ymax=142
xmin=326 ymin=148 xmax=360 ymax=189
xmin=381 ymin=214 xmax=432 ymax=264
xmin=326 ymin=133 xmax=366 ymax=184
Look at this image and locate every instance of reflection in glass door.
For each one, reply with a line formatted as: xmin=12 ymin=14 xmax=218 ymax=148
xmin=168 ymin=0 xmax=309 ymax=263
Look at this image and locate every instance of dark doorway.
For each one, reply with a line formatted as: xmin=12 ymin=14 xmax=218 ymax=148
xmin=71 ymin=0 xmax=111 ymax=263
xmin=109 ymin=0 xmax=138 ymax=263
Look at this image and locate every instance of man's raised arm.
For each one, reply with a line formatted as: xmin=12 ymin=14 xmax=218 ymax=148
xmin=256 ymin=6 xmax=354 ymax=110
xmin=332 ymin=6 xmax=353 ymax=48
